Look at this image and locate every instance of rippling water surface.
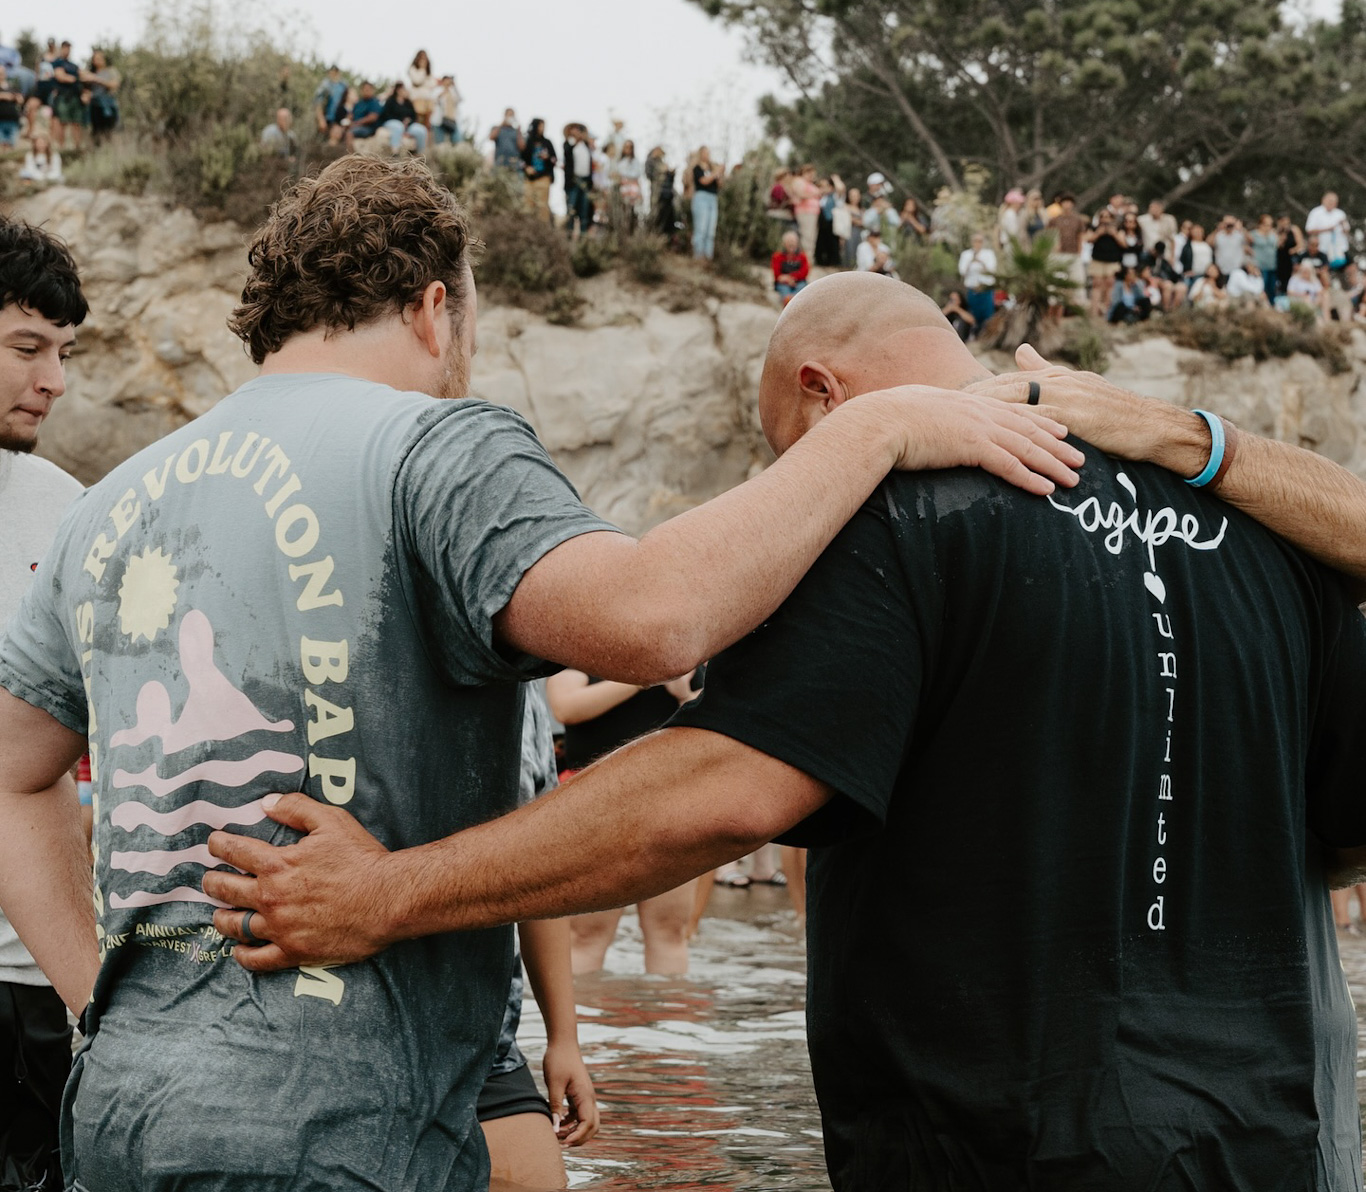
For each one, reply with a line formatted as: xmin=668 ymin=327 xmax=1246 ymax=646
xmin=524 ymin=896 xmax=1366 ymax=1188
xmin=516 ymin=883 xmax=827 ymax=1190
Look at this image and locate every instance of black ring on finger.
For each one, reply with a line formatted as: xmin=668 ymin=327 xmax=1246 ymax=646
xmin=1027 ymin=381 xmax=1041 ymax=406
xmin=240 ymin=909 xmax=267 ymax=946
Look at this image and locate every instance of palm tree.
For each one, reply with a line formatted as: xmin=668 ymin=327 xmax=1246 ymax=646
xmin=980 ymin=233 xmax=1081 ymax=354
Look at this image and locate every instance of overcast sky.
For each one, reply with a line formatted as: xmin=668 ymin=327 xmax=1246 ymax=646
xmin=19 ymin=0 xmax=786 ymax=165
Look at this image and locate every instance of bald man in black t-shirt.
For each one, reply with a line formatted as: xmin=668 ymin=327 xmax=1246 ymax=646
xmin=212 ymin=274 xmax=1366 ymax=1192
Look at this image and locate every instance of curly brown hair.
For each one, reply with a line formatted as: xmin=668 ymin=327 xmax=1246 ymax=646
xmin=229 ymin=156 xmax=474 ymax=365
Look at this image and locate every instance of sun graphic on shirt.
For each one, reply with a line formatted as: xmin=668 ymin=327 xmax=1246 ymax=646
xmin=116 ymin=547 xmax=181 ymax=643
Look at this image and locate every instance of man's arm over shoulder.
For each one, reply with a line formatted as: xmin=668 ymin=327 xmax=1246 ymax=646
xmin=204 ymin=499 xmax=931 ymax=967
xmin=497 ymin=390 xmax=1079 ymax=685
xmin=970 ymin=347 xmax=1366 ymax=591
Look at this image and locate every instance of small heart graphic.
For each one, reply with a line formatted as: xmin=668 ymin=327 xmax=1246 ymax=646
xmin=1143 ymin=572 xmax=1167 ymax=604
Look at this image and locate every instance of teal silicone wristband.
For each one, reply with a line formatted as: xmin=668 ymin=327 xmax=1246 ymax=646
xmin=1186 ymin=409 xmax=1225 ymax=487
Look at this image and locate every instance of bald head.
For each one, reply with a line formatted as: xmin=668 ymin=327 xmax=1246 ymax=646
xmin=758 ymin=272 xmax=989 ymax=455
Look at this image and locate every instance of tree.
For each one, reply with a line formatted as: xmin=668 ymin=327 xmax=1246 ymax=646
xmin=692 ymin=0 xmax=1366 ymax=219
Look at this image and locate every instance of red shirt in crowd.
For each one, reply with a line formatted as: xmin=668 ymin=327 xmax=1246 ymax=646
xmin=772 ymin=249 xmax=810 ymax=285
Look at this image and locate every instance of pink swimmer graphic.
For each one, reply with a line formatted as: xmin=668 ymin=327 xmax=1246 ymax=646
xmin=107 ymin=608 xmax=305 ymax=900
xmin=111 ymin=609 xmax=294 ymax=752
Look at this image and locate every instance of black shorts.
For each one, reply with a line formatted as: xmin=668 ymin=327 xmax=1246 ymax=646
xmin=1 ymin=981 xmax=72 ymax=1187
xmin=477 ymin=1062 xmax=551 ymax=1123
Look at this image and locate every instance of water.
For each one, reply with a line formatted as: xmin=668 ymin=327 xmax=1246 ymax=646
xmin=515 ymin=883 xmax=828 ymax=1190
xmin=520 ymin=894 xmax=1366 ymax=1189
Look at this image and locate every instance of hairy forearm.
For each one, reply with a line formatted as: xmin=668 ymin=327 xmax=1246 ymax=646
xmin=625 ymin=400 xmax=900 ymax=671
xmin=0 ymin=776 xmax=98 ymax=1013
xmin=381 ymin=731 xmax=821 ymax=940
xmin=518 ymin=918 xmax=578 ymax=1045
xmin=514 ymin=401 xmax=898 ymax=684
xmin=1138 ymin=403 xmax=1366 ymax=585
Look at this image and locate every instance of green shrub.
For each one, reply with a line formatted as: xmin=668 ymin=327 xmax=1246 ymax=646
xmin=545 ymin=288 xmax=584 ymax=326
xmin=64 ymin=138 xmax=166 ymax=196
xmin=428 ymin=142 xmax=487 ymax=199
xmin=1163 ymin=303 xmax=1349 ymax=373
xmin=710 ymin=240 xmax=762 ymax=285
xmin=571 ymin=235 xmax=615 ymax=279
xmin=622 ymin=232 xmax=668 ymax=285
xmin=715 ymin=146 xmax=782 ymax=262
xmin=190 ymin=123 xmax=259 ymax=196
xmin=474 ymin=211 xmax=575 ymax=300
xmin=1055 ymin=319 xmax=1112 ymax=374
xmin=894 ymin=242 xmax=960 ymax=304
xmin=459 ymin=166 xmax=523 ymax=218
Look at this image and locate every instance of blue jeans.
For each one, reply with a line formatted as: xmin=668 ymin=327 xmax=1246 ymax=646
xmin=966 ymin=287 xmax=996 ymax=328
xmin=566 ymin=183 xmax=593 ymax=234
xmin=776 ymin=280 xmax=807 ymax=301
xmin=383 ymin=120 xmax=427 ymax=153
xmin=0 ymin=121 xmax=17 ymax=147
xmin=1263 ymin=270 xmax=1279 ymax=303
xmin=692 ymin=191 xmax=718 ymax=259
xmin=433 ymin=122 xmax=460 ymax=145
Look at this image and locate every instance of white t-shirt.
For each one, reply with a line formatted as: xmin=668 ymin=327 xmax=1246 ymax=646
xmin=856 ymin=238 xmax=883 ymax=271
xmin=1212 ymin=230 xmax=1248 ymax=276
xmin=1188 ymin=241 xmax=1214 ymax=276
xmin=959 ymin=247 xmax=997 ymax=289
xmin=0 ymin=449 xmax=82 ymax=985
xmin=1288 ymin=274 xmax=1323 ymax=301
xmin=1226 ymin=268 xmax=1262 ymax=300
xmin=1305 ymin=205 xmax=1349 ymax=262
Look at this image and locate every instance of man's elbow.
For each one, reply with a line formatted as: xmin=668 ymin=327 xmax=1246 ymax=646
xmin=610 ymin=618 xmax=708 ymax=686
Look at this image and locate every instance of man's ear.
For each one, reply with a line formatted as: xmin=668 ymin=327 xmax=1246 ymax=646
xmin=798 ymin=362 xmax=848 ymax=412
xmin=412 ymin=280 xmax=449 ymax=360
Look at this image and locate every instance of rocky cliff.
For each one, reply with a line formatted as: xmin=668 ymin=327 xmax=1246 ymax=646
xmin=9 ymin=186 xmax=1366 ymax=533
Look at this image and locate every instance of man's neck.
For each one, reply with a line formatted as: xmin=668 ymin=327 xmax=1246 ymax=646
xmin=260 ymin=328 xmax=424 ymax=393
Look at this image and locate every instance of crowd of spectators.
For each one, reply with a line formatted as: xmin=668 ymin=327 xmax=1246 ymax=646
xmin=763 ymin=169 xmax=1362 ymax=333
xmin=0 ymin=33 xmax=122 ymax=187
xmin=5 ymin=31 xmax=1361 ymax=333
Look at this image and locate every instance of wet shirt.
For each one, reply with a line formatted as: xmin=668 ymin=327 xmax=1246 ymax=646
xmin=674 ymin=453 xmax=1366 ymax=1191
xmin=0 ymin=375 xmax=615 ymax=1191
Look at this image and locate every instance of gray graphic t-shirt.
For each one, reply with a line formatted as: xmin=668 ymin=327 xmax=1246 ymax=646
xmin=0 ymin=374 xmax=615 ymax=1191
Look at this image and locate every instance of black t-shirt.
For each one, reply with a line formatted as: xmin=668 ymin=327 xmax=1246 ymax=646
xmin=561 ymin=680 xmax=681 ymax=771
xmin=1297 ymin=250 xmax=1329 ymax=272
xmin=674 ymin=452 xmax=1366 ymax=1190
xmin=52 ymin=56 xmax=80 ymax=96
xmin=692 ymin=164 xmax=719 ymax=194
xmin=522 ymin=136 xmax=556 ymax=179
xmin=0 ymin=93 xmax=20 ymax=122
xmin=378 ymin=96 xmax=415 ymax=125
xmin=1091 ymin=232 xmax=1124 ymax=263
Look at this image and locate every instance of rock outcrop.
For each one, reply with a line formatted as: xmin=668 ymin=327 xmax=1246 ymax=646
xmin=8 ymin=186 xmax=1366 ymax=534
xmin=9 ymin=187 xmax=776 ymax=535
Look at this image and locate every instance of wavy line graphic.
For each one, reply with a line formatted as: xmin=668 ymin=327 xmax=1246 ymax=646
xmin=110 ymin=798 xmax=269 ymax=836
xmin=109 ymin=886 xmax=229 ymax=910
xmin=109 ymin=845 xmax=237 ymax=877
xmin=112 ymin=751 xmax=305 ymax=799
